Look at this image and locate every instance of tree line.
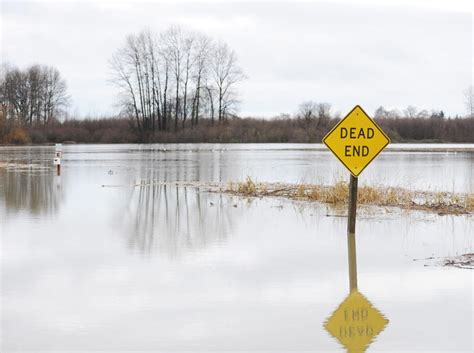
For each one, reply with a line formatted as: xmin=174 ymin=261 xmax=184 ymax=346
xmin=5 ymin=102 xmax=471 ymax=145
xmin=375 ymin=108 xmax=473 ymax=143
xmin=110 ymin=26 xmax=245 ymax=137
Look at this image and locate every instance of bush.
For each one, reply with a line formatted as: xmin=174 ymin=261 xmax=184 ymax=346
xmin=5 ymin=127 xmax=30 ymax=144
xmin=28 ymin=129 xmax=48 ymax=144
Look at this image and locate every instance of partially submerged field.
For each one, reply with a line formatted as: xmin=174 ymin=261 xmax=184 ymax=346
xmin=223 ymin=177 xmax=474 ymax=215
xmin=125 ymin=177 xmax=474 ymax=216
xmin=2 ymin=157 xmax=472 ymax=216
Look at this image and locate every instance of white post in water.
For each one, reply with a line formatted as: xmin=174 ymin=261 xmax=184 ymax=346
xmin=54 ymin=144 xmax=62 ymax=176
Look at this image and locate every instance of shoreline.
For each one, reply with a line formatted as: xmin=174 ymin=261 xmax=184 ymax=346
xmin=1 ymin=142 xmax=474 ymax=153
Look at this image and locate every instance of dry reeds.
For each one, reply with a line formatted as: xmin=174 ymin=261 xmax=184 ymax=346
xmin=225 ymin=177 xmax=473 ymax=215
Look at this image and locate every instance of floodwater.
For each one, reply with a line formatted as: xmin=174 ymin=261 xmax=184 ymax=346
xmin=1 ymin=144 xmax=473 ymax=352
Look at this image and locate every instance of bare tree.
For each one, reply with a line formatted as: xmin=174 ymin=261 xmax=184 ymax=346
xmin=190 ymin=34 xmax=212 ymax=127
xmin=298 ymin=101 xmax=318 ymax=121
xmin=181 ymin=34 xmax=195 ymax=128
xmin=162 ymin=26 xmax=185 ymax=132
xmin=157 ymin=33 xmax=171 ymax=131
xmin=211 ymin=42 xmax=245 ymax=122
xmin=110 ymin=35 xmax=144 ymax=132
xmin=404 ymin=105 xmax=418 ymax=119
xmin=374 ymin=106 xmax=389 ymax=119
xmin=110 ymin=30 xmax=164 ymax=134
xmin=316 ymin=102 xmax=331 ymax=128
xmin=0 ymin=64 xmax=68 ymax=126
xmin=144 ymin=30 xmax=160 ymax=131
xmin=297 ymin=101 xmax=331 ymax=129
xmin=110 ymin=26 xmax=245 ymax=135
xmin=204 ymin=84 xmax=216 ymax=123
xmin=41 ymin=66 xmax=69 ymax=125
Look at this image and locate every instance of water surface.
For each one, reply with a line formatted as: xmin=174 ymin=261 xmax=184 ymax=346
xmin=1 ymin=144 xmax=472 ymax=352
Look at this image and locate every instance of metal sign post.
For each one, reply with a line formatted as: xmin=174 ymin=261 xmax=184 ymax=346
xmin=347 ymin=174 xmax=358 ymax=291
xmin=323 ymin=105 xmax=390 ymax=292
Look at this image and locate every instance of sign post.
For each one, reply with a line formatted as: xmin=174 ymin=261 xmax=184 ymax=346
xmin=323 ymin=105 xmax=390 ymax=291
xmin=347 ymin=174 xmax=358 ymax=291
xmin=54 ymin=144 xmax=62 ymax=176
xmin=323 ymin=106 xmax=390 ymax=351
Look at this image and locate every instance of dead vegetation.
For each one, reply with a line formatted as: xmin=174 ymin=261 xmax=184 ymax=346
xmin=443 ymin=253 xmax=474 ymax=269
xmin=414 ymin=253 xmax=474 ymax=269
xmin=224 ymin=177 xmax=474 ymax=215
xmin=99 ymin=177 xmax=472 ymax=215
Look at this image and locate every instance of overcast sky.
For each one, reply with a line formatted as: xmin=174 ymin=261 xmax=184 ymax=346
xmin=1 ymin=0 xmax=472 ymax=118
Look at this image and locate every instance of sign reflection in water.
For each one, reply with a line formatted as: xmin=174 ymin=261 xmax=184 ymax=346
xmin=324 ymin=227 xmax=389 ymax=353
xmin=325 ymin=291 xmax=389 ymax=353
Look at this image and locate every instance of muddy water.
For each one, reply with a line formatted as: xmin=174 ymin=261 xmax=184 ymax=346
xmin=1 ymin=144 xmax=473 ymax=352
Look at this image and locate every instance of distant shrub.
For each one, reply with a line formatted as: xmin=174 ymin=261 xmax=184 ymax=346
xmin=98 ymin=127 xmax=136 ymax=143
xmin=28 ymin=129 xmax=48 ymax=144
xmin=5 ymin=127 xmax=30 ymax=145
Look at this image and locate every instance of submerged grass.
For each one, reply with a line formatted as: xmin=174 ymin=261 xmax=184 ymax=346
xmin=225 ymin=177 xmax=473 ymax=215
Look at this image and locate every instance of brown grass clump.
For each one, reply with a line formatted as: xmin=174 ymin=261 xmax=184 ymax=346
xmin=306 ymin=186 xmax=322 ymax=200
xmin=296 ymin=184 xmax=306 ymax=198
xmin=466 ymin=195 xmax=474 ymax=210
xmin=235 ymin=176 xmax=257 ymax=195
xmin=323 ymin=181 xmax=348 ymax=204
xmin=361 ymin=186 xmax=414 ymax=207
xmin=384 ymin=188 xmax=407 ymax=205
xmin=358 ymin=186 xmax=383 ymax=203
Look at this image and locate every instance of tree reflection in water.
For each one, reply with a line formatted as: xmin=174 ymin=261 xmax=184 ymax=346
xmin=0 ymin=168 xmax=64 ymax=216
xmin=120 ymin=169 xmax=237 ymax=256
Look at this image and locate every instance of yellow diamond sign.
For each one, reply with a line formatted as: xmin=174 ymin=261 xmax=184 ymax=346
xmin=324 ymin=291 xmax=389 ymax=353
xmin=323 ymin=105 xmax=390 ymax=177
